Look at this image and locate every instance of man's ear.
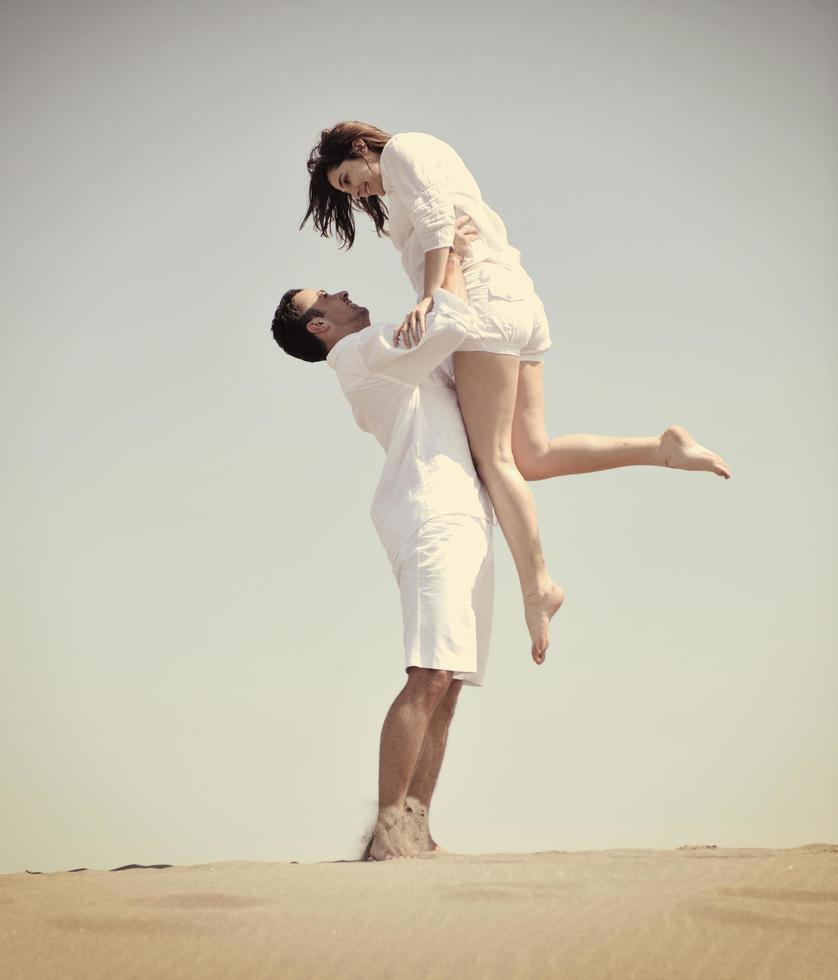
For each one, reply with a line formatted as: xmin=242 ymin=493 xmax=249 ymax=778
xmin=306 ymin=317 xmax=329 ymax=336
xmin=352 ymin=138 xmax=368 ymax=157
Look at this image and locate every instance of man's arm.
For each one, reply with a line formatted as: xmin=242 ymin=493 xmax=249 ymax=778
xmin=354 ymin=285 xmax=477 ymax=386
xmin=354 ymin=217 xmax=479 ymax=385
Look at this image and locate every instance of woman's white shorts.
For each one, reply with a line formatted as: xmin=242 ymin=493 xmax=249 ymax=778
xmin=391 ymin=515 xmax=494 ymax=687
xmin=458 ymin=264 xmax=552 ymax=361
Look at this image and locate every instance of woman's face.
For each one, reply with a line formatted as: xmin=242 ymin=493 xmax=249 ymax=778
xmin=327 ymin=146 xmax=384 ymax=200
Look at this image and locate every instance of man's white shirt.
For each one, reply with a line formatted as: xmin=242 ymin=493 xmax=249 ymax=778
xmin=326 ymin=287 xmax=494 ymax=564
xmin=379 ymin=132 xmax=534 ymax=299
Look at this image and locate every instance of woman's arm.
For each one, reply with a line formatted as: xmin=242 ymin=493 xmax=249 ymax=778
xmin=394 ymin=217 xmax=477 ymax=347
xmin=423 ymin=247 xmax=449 ymax=300
xmin=383 ymin=135 xmax=461 ymax=348
xmin=392 ymin=247 xmax=448 ymax=348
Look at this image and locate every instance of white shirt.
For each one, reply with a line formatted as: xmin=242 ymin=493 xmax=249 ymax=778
xmin=327 ymin=287 xmax=494 ymax=564
xmin=379 ymin=132 xmax=533 ymax=299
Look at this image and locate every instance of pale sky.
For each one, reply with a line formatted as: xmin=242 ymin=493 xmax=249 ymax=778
xmin=1 ymin=0 xmax=836 ymax=873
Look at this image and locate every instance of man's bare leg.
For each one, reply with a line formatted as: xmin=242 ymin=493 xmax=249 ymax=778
xmin=511 ymin=362 xmax=731 ymax=480
xmin=404 ymin=679 xmax=463 ymax=853
xmin=366 ymin=667 xmax=455 ymax=861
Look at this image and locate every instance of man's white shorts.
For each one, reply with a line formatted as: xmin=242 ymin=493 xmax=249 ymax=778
xmin=391 ymin=515 xmax=494 ymax=687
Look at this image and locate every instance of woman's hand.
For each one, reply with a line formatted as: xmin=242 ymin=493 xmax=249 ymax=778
xmin=393 ymin=295 xmax=433 ymax=348
xmin=392 ymin=216 xmax=479 ymax=348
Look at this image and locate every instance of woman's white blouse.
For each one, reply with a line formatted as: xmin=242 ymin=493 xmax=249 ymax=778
xmin=379 ymin=132 xmax=530 ymax=299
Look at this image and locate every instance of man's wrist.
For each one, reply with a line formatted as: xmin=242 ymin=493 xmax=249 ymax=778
xmin=447 ymin=248 xmax=465 ymax=265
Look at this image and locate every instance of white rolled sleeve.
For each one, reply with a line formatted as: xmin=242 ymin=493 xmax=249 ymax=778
xmin=381 ymin=135 xmax=456 ymax=252
xmin=409 ymin=187 xmax=456 ymax=251
xmin=355 ymin=288 xmax=478 ymax=387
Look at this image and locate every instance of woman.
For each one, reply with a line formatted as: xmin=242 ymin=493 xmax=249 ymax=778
xmin=301 ymin=121 xmax=730 ymax=663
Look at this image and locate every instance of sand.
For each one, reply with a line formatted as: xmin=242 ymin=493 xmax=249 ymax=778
xmin=2 ymin=845 xmax=837 ymax=979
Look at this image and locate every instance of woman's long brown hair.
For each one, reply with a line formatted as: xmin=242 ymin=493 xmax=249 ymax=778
xmin=300 ymin=121 xmax=392 ymax=249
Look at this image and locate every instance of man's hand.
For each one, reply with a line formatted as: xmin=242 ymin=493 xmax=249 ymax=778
xmin=451 ymin=213 xmax=478 ymax=260
xmin=438 ymin=215 xmax=478 ymax=304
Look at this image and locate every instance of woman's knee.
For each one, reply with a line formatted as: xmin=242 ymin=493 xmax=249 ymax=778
xmin=470 ymin=442 xmax=518 ymax=480
xmin=512 ymin=431 xmax=549 ymax=481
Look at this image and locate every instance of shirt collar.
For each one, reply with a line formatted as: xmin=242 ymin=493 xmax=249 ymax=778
xmin=379 ymin=145 xmax=391 ymax=196
xmin=326 ymin=332 xmax=357 ymax=369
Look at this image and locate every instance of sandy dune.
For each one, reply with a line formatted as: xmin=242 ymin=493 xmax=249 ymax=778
xmin=2 ymin=845 xmax=837 ymax=979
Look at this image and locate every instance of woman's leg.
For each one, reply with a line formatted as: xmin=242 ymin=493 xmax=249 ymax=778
xmin=452 ymin=350 xmax=564 ymax=664
xmin=511 ymin=362 xmax=731 ymax=480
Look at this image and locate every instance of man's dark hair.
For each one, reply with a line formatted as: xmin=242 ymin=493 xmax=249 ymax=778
xmin=271 ymin=289 xmax=328 ymax=363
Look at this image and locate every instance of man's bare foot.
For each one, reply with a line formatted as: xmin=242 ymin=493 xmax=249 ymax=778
xmin=404 ymin=797 xmax=447 ymax=855
xmin=366 ymin=806 xmax=416 ymax=861
xmin=659 ymin=425 xmax=731 ymax=479
xmin=524 ymin=582 xmax=565 ymax=665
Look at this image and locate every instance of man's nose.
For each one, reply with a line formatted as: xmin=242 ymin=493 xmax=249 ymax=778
xmin=338 ymin=291 xmax=349 ymax=300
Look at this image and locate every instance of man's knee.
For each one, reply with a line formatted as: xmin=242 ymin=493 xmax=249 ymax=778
xmin=406 ymin=667 xmax=455 ymax=702
xmin=440 ymin=679 xmax=463 ymax=716
xmin=445 ymin=678 xmax=463 ymax=704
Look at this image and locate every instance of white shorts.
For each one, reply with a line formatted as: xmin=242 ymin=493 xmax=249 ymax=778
xmin=391 ymin=515 xmax=494 ymax=687
xmin=458 ymin=264 xmax=552 ymax=361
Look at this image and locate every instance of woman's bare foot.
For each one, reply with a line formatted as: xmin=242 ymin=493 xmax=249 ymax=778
xmin=524 ymin=582 xmax=565 ymax=665
xmin=366 ymin=806 xmax=416 ymax=861
xmin=659 ymin=426 xmax=731 ymax=478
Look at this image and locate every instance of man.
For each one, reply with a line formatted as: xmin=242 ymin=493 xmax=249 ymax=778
xmin=272 ymin=218 xmax=491 ymax=860
xmin=271 ymin=219 xmax=731 ymax=861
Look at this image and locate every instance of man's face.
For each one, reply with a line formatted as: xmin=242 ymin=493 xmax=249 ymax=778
xmin=295 ymin=289 xmax=371 ymax=341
